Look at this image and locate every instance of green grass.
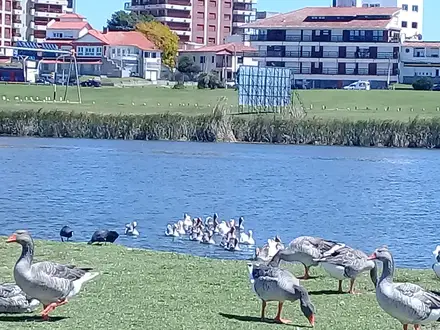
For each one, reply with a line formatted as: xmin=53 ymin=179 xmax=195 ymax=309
xmin=2 ymin=84 xmax=440 ymax=121
xmin=0 ymin=239 xmax=437 ymax=329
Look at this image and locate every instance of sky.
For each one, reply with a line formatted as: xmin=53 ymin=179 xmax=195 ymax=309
xmin=77 ymin=0 xmax=438 ymax=40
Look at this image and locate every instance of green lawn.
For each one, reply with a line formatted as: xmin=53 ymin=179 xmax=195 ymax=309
xmin=0 ymin=239 xmax=437 ymax=329
xmin=1 ymin=84 xmax=440 ymax=120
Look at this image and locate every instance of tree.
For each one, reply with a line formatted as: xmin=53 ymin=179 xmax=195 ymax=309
xmin=107 ymin=10 xmax=154 ymax=31
xmin=177 ymin=56 xmax=201 ymax=80
xmin=136 ymin=21 xmax=179 ymax=68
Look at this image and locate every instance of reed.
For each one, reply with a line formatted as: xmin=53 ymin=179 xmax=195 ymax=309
xmin=1 ymin=108 xmax=440 ymax=148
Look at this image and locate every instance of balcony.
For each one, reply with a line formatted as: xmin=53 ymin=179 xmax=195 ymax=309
xmin=233 ymin=9 xmax=255 ymax=16
xmin=234 ymin=0 xmax=257 ymax=3
xmin=156 ymin=16 xmax=191 ymax=24
xmin=34 ymin=24 xmax=47 ymax=30
xmin=34 ymin=10 xmax=62 ymax=18
xmin=12 ymin=22 xmax=22 ymax=28
xmin=173 ymin=30 xmax=191 ymax=36
xmin=12 ymin=7 xmax=23 ymax=14
xmin=296 ymin=67 xmax=398 ymax=76
xmin=32 ymin=0 xmax=68 ymax=4
xmin=249 ymin=51 xmax=398 ymax=60
xmin=247 ymin=34 xmax=399 ymax=43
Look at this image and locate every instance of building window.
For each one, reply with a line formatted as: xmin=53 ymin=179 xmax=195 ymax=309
xmin=225 ymin=1 xmax=231 ymax=8
xmin=412 ymin=5 xmax=418 ymax=12
xmin=224 ymin=14 xmax=231 ymax=21
xmin=152 ymin=52 xmax=157 ymax=58
xmin=209 ymin=13 xmax=216 ymax=20
xmin=77 ymin=47 xmax=84 ymax=56
xmin=224 ymin=26 xmax=230 ymax=33
xmin=53 ymin=33 xmax=63 ymax=38
xmin=117 ymin=49 xmax=121 ymax=56
xmin=402 ymin=4 xmax=408 ymax=10
xmin=212 ymin=56 xmax=215 ymax=63
xmin=412 ymin=22 xmax=418 ymax=29
xmin=197 ymin=12 xmax=204 ymax=19
xmin=208 ymin=37 xmax=215 ymax=44
xmin=196 ymin=37 xmax=204 ymax=44
xmin=197 ymin=24 xmax=204 ymax=31
xmin=85 ymin=47 xmax=95 ymax=56
xmin=209 ymin=0 xmax=216 ymax=7
xmin=112 ymin=49 xmax=116 ymax=55
xmin=209 ymin=25 xmax=216 ymax=32
xmin=197 ymin=0 xmax=203 ymax=6
xmin=96 ymin=47 xmax=102 ymax=56
xmin=237 ymin=57 xmax=243 ymax=64
xmin=401 ymin=21 xmax=407 ymax=28
xmin=200 ymin=56 xmax=205 ymax=64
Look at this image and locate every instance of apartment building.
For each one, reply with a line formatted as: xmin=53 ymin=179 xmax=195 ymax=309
xmin=333 ymin=0 xmax=423 ymax=40
xmin=244 ymin=7 xmax=401 ymax=89
xmin=399 ymin=42 xmax=440 ymax=84
xmin=126 ymin=0 xmax=257 ymax=46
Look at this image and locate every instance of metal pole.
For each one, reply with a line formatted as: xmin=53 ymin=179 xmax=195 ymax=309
xmin=64 ymin=56 xmax=73 ymax=101
xmin=73 ymin=55 xmax=82 ymax=104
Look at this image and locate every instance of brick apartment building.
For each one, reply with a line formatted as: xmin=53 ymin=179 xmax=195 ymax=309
xmin=125 ymin=0 xmax=257 ymax=46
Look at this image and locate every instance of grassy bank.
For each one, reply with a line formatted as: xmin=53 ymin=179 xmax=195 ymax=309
xmin=2 ymin=109 xmax=440 ymax=148
xmin=0 ymin=238 xmax=437 ymax=329
xmin=2 ymin=84 xmax=440 ymax=120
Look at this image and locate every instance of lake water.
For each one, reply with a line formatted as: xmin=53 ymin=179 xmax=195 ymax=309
xmin=0 ymin=137 xmax=439 ymax=269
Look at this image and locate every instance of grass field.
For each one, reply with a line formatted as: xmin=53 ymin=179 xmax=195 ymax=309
xmin=1 ymin=84 xmax=440 ymax=120
xmin=0 ymin=238 xmax=438 ymax=329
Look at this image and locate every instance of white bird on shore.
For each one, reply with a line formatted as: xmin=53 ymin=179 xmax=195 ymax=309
xmin=432 ymin=245 xmax=440 ymax=278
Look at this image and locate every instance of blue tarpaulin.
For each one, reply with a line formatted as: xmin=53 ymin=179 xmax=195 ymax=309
xmin=14 ymin=41 xmax=60 ymax=59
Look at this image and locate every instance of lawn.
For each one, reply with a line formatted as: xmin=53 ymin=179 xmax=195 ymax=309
xmin=1 ymin=84 xmax=440 ymax=120
xmin=0 ymin=238 xmax=437 ymax=330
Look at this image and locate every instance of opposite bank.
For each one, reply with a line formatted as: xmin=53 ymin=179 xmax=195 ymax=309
xmin=1 ymin=109 xmax=440 ymax=148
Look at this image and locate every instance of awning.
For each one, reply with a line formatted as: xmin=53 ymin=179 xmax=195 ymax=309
xmin=16 ymin=41 xmax=59 ymax=50
xmin=40 ymin=59 xmax=102 ymax=64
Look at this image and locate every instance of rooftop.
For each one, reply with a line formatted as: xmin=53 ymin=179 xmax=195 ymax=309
xmin=59 ymin=13 xmax=86 ymax=19
xmin=245 ymin=7 xmax=400 ymax=29
xmin=102 ymin=31 xmax=158 ymax=51
xmin=47 ymin=20 xmax=91 ymax=30
xmin=179 ymin=42 xmax=256 ymax=54
xmin=403 ymin=41 xmax=440 ymax=48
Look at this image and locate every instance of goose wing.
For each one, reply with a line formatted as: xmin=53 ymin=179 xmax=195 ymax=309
xmin=33 ymin=262 xmax=90 ymax=281
xmin=252 ymin=266 xmax=301 ymax=300
xmin=317 ymin=247 xmax=371 ymax=276
xmin=0 ymin=284 xmax=23 ymax=298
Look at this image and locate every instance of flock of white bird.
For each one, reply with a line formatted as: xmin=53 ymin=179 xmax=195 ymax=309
xmin=165 ymin=213 xmax=255 ymax=251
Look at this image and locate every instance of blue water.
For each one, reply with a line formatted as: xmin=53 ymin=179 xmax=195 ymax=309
xmin=0 ymin=137 xmax=438 ymax=269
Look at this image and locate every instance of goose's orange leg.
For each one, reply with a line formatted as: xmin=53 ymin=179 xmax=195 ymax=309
xmin=274 ymin=302 xmax=291 ymax=324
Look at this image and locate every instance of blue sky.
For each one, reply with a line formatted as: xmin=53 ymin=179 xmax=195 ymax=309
xmin=78 ymin=0 xmax=438 ymax=40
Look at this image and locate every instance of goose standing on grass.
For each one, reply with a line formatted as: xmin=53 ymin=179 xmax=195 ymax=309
xmin=240 ymin=230 xmax=255 ymax=245
xmin=268 ymin=236 xmax=344 ymax=280
xmin=124 ymin=221 xmax=139 ymax=237
xmin=313 ymin=245 xmax=375 ymax=294
xmin=0 ymin=283 xmax=40 ymax=313
xmin=368 ymin=246 xmax=440 ymax=330
xmin=247 ymin=263 xmax=315 ymax=326
xmin=59 ymin=226 xmax=73 ymax=242
xmin=432 ymin=246 xmax=440 ymax=279
xmin=6 ymin=230 xmax=99 ymax=321
xmin=87 ymin=230 xmax=119 ymax=245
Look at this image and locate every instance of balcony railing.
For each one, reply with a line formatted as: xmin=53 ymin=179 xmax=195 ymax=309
xmin=249 ymin=51 xmax=398 ymax=59
xmin=246 ymin=34 xmax=398 ymax=43
xmin=293 ymin=68 xmax=398 ymax=75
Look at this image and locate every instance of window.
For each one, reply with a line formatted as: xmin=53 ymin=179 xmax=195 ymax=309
xmin=197 ymin=0 xmax=203 ymax=5
xmin=209 ymin=0 xmax=216 ymax=7
xmin=85 ymin=47 xmax=95 ymax=56
xmin=96 ymin=47 xmax=102 ymax=56
xmin=401 ymin=21 xmax=407 ymax=28
xmin=152 ymin=52 xmax=157 ymax=58
xmin=402 ymin=4 xmax=408 ymax=10
xmin=412 ymin=5 xmax=418 ymax=12
xmin=209 ymin=25 xmax=216 ymax=32
xmin=196 ymin=37 xmax=204 ymax=44
xmin=224 ymin=26 xmax=230 ymax=33
xmin=112 ymin=49 xmax=116 ymax=55
xmin=200 ymin=56 xmax=205 ymax=64
xmin=117 ymin=48 xmax=121 ymax=56
xmin=412 ymin=22 xmax=418 ymax=29
xmin=208 ymin=37 xmax=215 ymax=44
xmin=144 ymin=52 xmax=150 ymax=58
xmin=211 ymin=56 xmax=215 ymax=63
xmin=237 ymin=57 xmax=243 ymax=64
xmin=122 ymin=49 xmax=126 ymax=56
xmin=209 ymin=13 xmax=216 ymax=20
xmin=53 ymin=32 xmax=63 ymax=38
xmin=197 ymin=24 xmax=204 ymax=31
xmin=224 ymin=1 xmax=231 ymax=8
xmin=224 ymin=14 xmax=230 ymax=21
xmin=77 ymin=47 xmax=84 ymax=56
xmin=197 ymin=11 xmax=204 ymax=19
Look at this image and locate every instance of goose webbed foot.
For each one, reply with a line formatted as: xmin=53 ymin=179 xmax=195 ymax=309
xmin=274 ymin=302 xmax=291 ymax=324
xmin=298 ymin=266 xmax=311 ymax=280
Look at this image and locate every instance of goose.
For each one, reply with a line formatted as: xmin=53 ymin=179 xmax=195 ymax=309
xmin=268 ymin=236 xmax=344 ymax=280
xmin=313 ymin=245 xmax=375 ymax=294
xmin=189 ymin=228 xmax=202 ymax=241
xmin=200 ymin=231 xmax=215 ymax=245
xmin=124 ymin=221 xmax=139 ymax=237
xmin=240 ymin=230 xmax=255 ymax=245
xmin=176 ymin=221 xmax=186 ymax=235
xmin=6 ymin=230 xmax=99 ymax=320
xmin=236 ymin=216 xmax=245 ymax=231
xmin=59 ymin=226 xmax=73 ymax=242
xmin=432 ymin=246 xmax=440 ymax=279
xmin=368 ymin=246 xmax=440 ymax=330
xmin=217 ymin=221 xmax=230 ymax=236
xmin=247 ymin=263 xmax=315 ymax=326
xmin=165 ymin=224 xmax=174 ymax=236
xmin=183 ymin=213 xmax=192 ymax=230
xmin=0 ymin=283 xmax=40 ymax=313
xmin=171 ymin=224 xmax=180 ymax=237
xmin=225 ymin=237 xmax=240 ymax=251
xmin=255 ymin=238 xmax=284 ymax=262
xmin=87 ymin=230 xmax=119 ymax=245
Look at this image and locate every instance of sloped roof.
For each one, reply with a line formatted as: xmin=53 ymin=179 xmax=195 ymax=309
xmin=179 ymin=42 xmax=256 ymax=54
xmin=245 ymin=7 xmax=400 ymax=29
xmin=102 ymin=31 xmax=157 ymax=51
xmin=48 ymin=20 xmax=91 ymax=30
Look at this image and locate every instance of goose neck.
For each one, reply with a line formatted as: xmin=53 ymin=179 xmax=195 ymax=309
xmin=379 ymin=257 xmax=394 ymax=283
xmin=19 ymin=241 xmax=34 ymax=265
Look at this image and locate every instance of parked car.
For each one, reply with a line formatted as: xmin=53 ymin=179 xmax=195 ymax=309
xmin=343 ymin=80 xmax=371 ymax=90
xmin=80 ymin=79 xmax=102 ymax=87
xmin=432 ymin=84 xmax=440 ymax=91
xmin=36 ymin=77 xmax=51 ymax=85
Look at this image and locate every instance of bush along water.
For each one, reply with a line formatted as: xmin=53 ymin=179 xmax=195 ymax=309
xmin=1 ymin=109 xmax=440 ymax=148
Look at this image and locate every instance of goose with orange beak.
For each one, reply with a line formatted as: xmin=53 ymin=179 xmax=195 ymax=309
xmin=368 ymin=246 xmax=440 ymax=330
xmin=247 ymin=263 xmax=315 ymax=326
xmin=6 ymin=230 xmax=99 ymax=321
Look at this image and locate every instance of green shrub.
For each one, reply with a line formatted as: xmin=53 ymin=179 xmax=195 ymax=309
xmin=172 ymin=82 xmax=185 ymax=90
xmin=412 ymin=77 xmax=433 ymax=91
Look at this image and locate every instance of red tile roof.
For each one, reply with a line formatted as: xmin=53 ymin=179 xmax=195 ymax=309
xmin=48 ymin=20 xmax=91 ymax=30
xmin=87 ymin=29 xmax=109 ymax=44
xmin=179 ymin=42 xmax=256 ymax=54
xmin=244 ymin=7 xmax=400 ymax=29
xmin=102 ymin=31 xmax=157 ymax=51
xmin=403 ymin=41 xmax=440 ymax=48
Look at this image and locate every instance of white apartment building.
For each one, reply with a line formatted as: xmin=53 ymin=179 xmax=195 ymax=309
xmin=178 ymin=42 xmax=256 ymax=81
xmin=399 ymin=42 xmax=440 ymax=84
xmin=244 ymin=7 xmax=401 ymax=89
xmin=334 ymin=0 xmax=423 ymax=40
